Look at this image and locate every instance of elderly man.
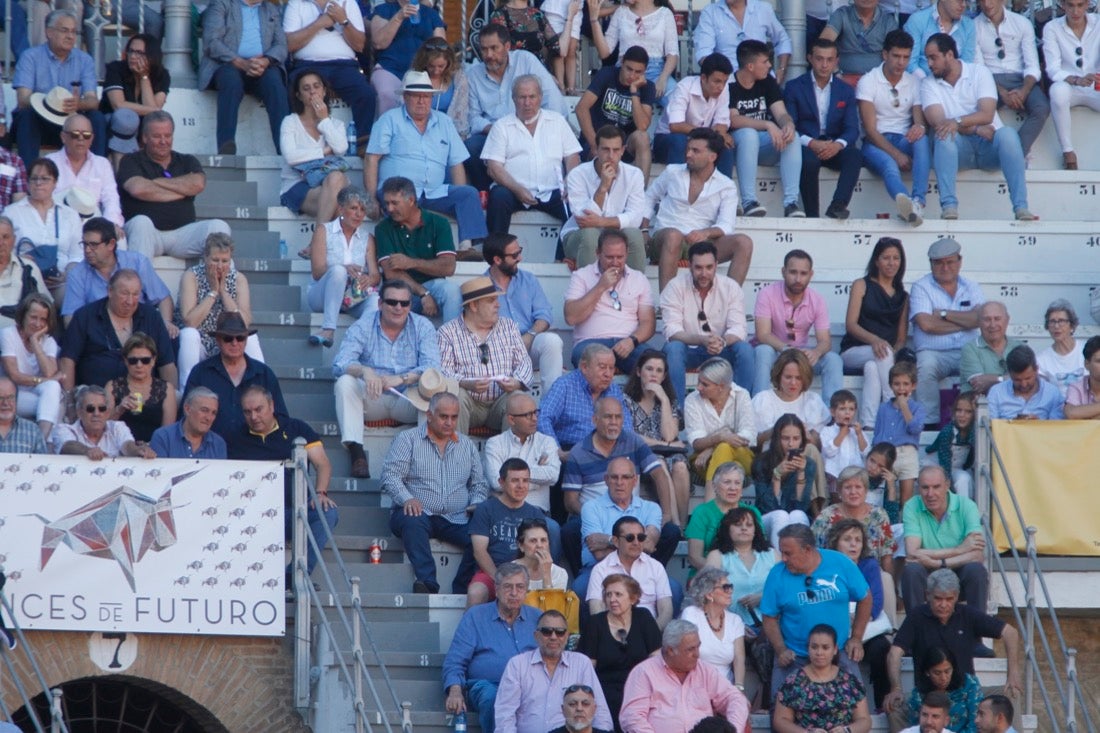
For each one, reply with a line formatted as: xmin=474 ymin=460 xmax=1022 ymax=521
xmin=693 ymin=0 xmax=792 ymax=81
xmin=561 ymin=126 xmax=648 ymax=273
xmin=898 ymin=691 xmax=954 ymax=733
xmin=438 ymin=276 xmax=533 ymax=435
xmin=564 ymin=229 xmax=655 ymax=373
xmin=900 ymin=465 xmax=989 ymax=615
xmin=910 ymin=237 xmax=985 ymax=425
xmin=375 ymin=176 xmax=462 ymax=322
xmin=484 ymin=233 xmax=563 ymax=392
xmin=976 ymin=695 xmax=1020 ymax=733
xmin=619 ymin=619 xmax=750 ymax=733
xmin=959 ymin=302 xmax=1023 ymax=394
xmin=56 ymin=385 xmax=155 ymax=459
xmin=653 ymin=54 xmax=734 ymax=176
xmin=60 ymin=269 xmax=176 ymax=390
xmin=646 ymin=128 xmax=753 ymax=291
xmin=761 ymin=524 xmax=871 ymax=695
xmin=382 ymin=392 xmax=490 ymax=594
xmin=0 ymin=377 xmax=48 ymax=454
xmin=482 ymin=75 xmax=580 ymax=239
xmin=884 ymin=569 xmax=1022 ymax=718
xmin=538 ymin=343 xmax=630 ymax=454
xmin=333 ymin=279 xmax=439 ymax=478
xmin=496 ymin=610 xmax=613 ymax=733
xmin=465 ymin=25 xmax=567 ymax=191
xmin=442 ymin=562 xmax=541 ymax=733
xmin=586 ymin=516 xmax=675 ymax=627
xmin=549 ymin=684 xmax=612 ymax=733
xmin=47 ymin=114 xmax=123 ymax=232
xmin=988 ymin=345 xmax=1066 ymax=420
xmin=922 ymin=33 xmax=1033 ymax=221
xmin=485 ymin=394 xmax=561 ymax=517
xmin=365 ymin=70 xmax=488 ymax=253
xmin=200 ymin=0 xmax=290 ymax=155
xmin=12 ymin=10 xmax=107 ymax=166
xmin=904 ymin=0 xmax=976 ymax=78
xmin=149 ymin=387 xmax=226 ymax=459
xmin=820 ymin=0 xmax=900 ymax=76
xmin=118 ymin=111 xmax=231 ymax=260
xmin=574 ymin=47 xmax=655 ymax=179
xmin=661 ymin=241 xmax=753 ymax=402
xmin=226 ymin=385 xmax=338 ymax=582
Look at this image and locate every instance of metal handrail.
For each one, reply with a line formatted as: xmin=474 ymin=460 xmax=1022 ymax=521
xmin=0 ymin=590 xmax=69 ymax=733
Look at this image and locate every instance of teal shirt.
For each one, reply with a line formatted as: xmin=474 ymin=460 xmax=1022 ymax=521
xmin=902 ymin=491 xmax=982 ymax=550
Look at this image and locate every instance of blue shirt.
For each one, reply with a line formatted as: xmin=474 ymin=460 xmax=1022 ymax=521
xmin=760 ymin=548 xmax=869 ymax=657
xmin=62 ymin=250 xmax=173 ymax=317
xmin=537 ymin=369 xmax=632 ymax=449
xmin=909 ymin=273 xmax=985 ymax=352
xmin=467 ymin=50 xmax=567 ymax=134
xmin=372 ymin=1 xmax=445 ymax=78
xmin=579 ymin=492 xmax=662 ymax=566
xmin=13 ymin=43 xmax=97 ymax=94
xmin=184 ymin=355 xmax=288 ymax=437
xmin=367 ymin=106 xmax=468 ymax=200
xmin=0 ymin=416 xmax=48 ymax=454
xmin=692 ymin=0 xmax=792 ymax=67
xmin=872 ymin=396 xmax=927 ymax=447
xmin=61 ymin=299 xmax=176 ymax=388
xmin=486 ymin=268 xmax=553 ymax=335
xmin=904 ymin=6 xmax=977 ymax=76
xmin=441 ymin=602 xmax=541 ymax=690
xmin=988 ymin=379 xmax=1065 ymax=420
xmin=237 ymin=0 xmax=264 ymax=58
xmin=149 ymin=421 xmax=228 ymax=459
xmin=332 ymin=310 xmax=439 ymax=378
xmin=561 ymin=431 xmax=662 ymax=501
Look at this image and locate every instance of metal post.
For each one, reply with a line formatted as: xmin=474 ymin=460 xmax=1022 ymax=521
xmin=161 ymin=0 xmax=195 ymax=87
xmin=3 ymin=0 xmax=11 ymax=84
xmin=292 ymin=438 xmax=312 ymax=711
xmin=781 ymin=0 xmax=807 ymax=80
xmin=1024 ymin=525 xmax=1037 ymax=716
xmin=401 ymin=700 xmax=413 ymax=733
xmin=459 ymin=0 xmax=467 ymax=58
xmin=352 ymin=576 xmax=364 ymax=733
xmin=49 ymin=688 xmax=63 ymax=733
xmin=1065 ymin=648 xmax=1077 ymax=732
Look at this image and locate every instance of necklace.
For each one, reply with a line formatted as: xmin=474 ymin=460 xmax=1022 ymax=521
xmin=705 ymin=609 xmax=724 ymax=633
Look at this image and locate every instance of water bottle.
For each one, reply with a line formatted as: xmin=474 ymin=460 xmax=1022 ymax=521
xmin=279 ymin=238 xmax=288 ymax=259
xmin=453 ymin=712 xmax=466 ymax=733
xmin=408 ymin=0 xmax=420 ymax=25
xmin=347 ymin=120 xmax=357 ymax=156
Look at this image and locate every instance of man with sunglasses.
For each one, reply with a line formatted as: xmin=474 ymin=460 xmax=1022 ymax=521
xmin=586 ymin=515 xmax=674 ymax=628
xmin=1041 ymin=0 xmax=1100 ymax=171
xmin=56 ymin=384 xmax=155 ymax=459
xmin=332 ymin=279 xmax=439 ymax=478
xmin=47 ymin=114 xmax=123 ymax=235
xmin=496 ymin=612 xmax=613 ymax=733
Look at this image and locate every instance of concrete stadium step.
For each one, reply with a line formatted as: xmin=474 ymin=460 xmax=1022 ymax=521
xmin=248 ymin=283 xmax=303 ymax=310
xmin=196 ymin=179 xmax=258 ymax=208
xmin=195 ymin=202 xmax=273 ymax=230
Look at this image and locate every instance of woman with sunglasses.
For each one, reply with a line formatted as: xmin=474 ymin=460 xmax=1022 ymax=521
xmin=105 ymin=332 xmax=177 ymax=443
xmin=56 ymin=384 xmax=155 ymax=459
xmin=5 ymin=158 xmax=82 ymax=297
xmin=0 ymin=293 xmax=63 ymax=440
xmin=410 ymin=38 xmax=471 ymax=137
xmin=585 ymin=0 xmax=679 ymax=103
xmin=515 ymin=518 xmax=568 ymax=590
xmin=679 ymin=566 xmax=746 ymax=686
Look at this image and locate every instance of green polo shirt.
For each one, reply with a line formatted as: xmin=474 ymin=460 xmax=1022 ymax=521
xmin=375 ymin=210 xmax=455 ymax=285
xmin=902 ymin=491 xmax=982 ymax=549
xmin=959 ymin=335 xmax=1024 ymax=392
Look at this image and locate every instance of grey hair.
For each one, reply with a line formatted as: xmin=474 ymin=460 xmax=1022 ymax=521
xmin=836 ymin=466 xmax=870 ymax=493
xmin=580 ymin=342 xmax=614 ymax=364
xmin=46 ymin=8 xmax=78 ymax=28
xmin=0 ymin=215 xmax=12 ymax=233
xmin=337 ymin=184 xmax=371 ymax=209
xmin=698 ymin=357 xmax=733 ymax=386
xmin=662 ymin=618 xmax=699 ymax=650
xmin=142 ymin=110 xmax=175 ymax=132
xmin=203 ymin=232 xmax=235 ymax=258
xmin=511 ymin=74 xmax=543 ymax=99
xmin=495 ymin=561 xmax=530 ymax=585
xmin=1045 ymin=299 xmax=1079 ymax=329
xmin=428 ymin=391 xmax=459 ymax=412
xmin=712 ymin=461 xmax=745 ymax=484
xmin=777 ymin=523 xmax=817 ymax=549
xmin=926 ymin=568 xmax=961 ymax=595
xmin=685 ymin=566 xmax=731 ymax=607
xmin=978 ymin=300 xmax=1008 ymax=319
xmin=184 ymin=387 xmax=219 ymax=407
xmin=918 ymin=464 xmax=950 ymax=486
xmin=75 ymin=384 xmax=107 ymax=408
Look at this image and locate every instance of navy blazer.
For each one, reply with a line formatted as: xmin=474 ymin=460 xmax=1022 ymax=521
xmin=783 ymin=72 xmax=859 ymax=147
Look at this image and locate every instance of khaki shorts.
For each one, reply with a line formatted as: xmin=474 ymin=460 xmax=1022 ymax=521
xmin=894 ymin=444 xmax=920 ymax=481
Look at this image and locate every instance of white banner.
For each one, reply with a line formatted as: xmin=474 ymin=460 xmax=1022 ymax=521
xmin=0 ymin=456 xmax=287 ymax=636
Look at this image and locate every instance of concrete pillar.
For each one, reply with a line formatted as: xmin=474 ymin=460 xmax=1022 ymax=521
xmin=162 ymin=0 xmax=196 ymax=88
xmin=781 ymin=0 xmax=807 ymax=80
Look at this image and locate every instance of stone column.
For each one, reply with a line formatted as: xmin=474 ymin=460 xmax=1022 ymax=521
xmin=162 ymin=0 xmax=196 ymax=87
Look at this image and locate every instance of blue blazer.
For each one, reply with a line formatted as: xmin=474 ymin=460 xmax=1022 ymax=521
xmin=783 ymin=72 xmax=859 ymax=147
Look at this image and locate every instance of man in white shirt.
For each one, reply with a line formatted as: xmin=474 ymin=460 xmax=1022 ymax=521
xmin=857 ymin=29 xmax=931 ymax=226
xmin=975 ymin=0 xmax=1048 ymax=155
xmin=561 ymin=125 xmax=647 ymax=271
xmin=484 ymin=392 xmax=562 ymax=528
xmin=921 ymin=33 xmax=1033 ymax=221
xmin=652 ymin=53 xmax=735 ymax=177
xmin=482 ymin=75 xmax=581 ymax=245
xmin=644 ymin=128 xmax=753 ymax=291
xmin=1041 ymin=0 xmax=1100 ymax=171
xmin=46 ymin=113 xmax=122 ymax=234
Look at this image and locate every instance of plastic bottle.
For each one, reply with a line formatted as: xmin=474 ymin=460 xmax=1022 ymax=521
xmin=453 ymin=712 xmax=466 ymax=733
xmin=279 ymin=238 xmax=288 ymax=259
xmin=408 ymin=0 xmax=420 ymax=24
xmin=347 ymin=120 xmax=357 ymax=156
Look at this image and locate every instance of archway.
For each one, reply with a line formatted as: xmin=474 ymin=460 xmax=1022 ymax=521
xmin=11 ymin=676 xmax=231 ymax=733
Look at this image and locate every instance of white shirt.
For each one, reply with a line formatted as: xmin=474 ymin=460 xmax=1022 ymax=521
xmin=53 ymin=420 xmax=135 ymax=456
xmin=283 ymin=0 xmax=365 ymax=61
xmin=975 ymin=10 xmax=1040 ymax=79
xmin=684 ymin=387 xmax=756 ymax=446
xmin=483 ymin=429 xmax=562 ymax=511
xmin=819 ymin=422 xmax=871 ymax=477
xmin=481 ymin=110 xmax=582 ymax=202
xmin=603 ymin=5 xmax=679 ymax=61
xmin=856 ymin=63 xmax=922 ymax=135
xmin=279 ymin=115 xmax=349 ymax=194
xmin=4 ymin=198 xmax=84 ymax=271
xmin=1042 ymin=14 xmax=1100 ymax=83
xmin=679 ymin=605 xmax=745 ymax=683
xmin=645 ymin=164 xmax=738 ymax=236
xmin=656 ymin=75 xmax=731 ymax=135
xmin=1036 ymin=341 xmax=1085 ymax=398
xmin=47 ymin=150 xmax=123 ymax=228
xmin=0 ymin=325 xmax=58 ymax=377
xmin=560 ymin=159 xmax=646 ymax=238
xmin=660 ymin=269 xmax=747 ymax=343
xmin=751 ymin=389 xmax=830 ymax=438
xmin=921 ymin=60 xmax=1003 ymax=130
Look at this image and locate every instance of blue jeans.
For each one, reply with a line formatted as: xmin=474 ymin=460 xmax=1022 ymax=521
xmin=464 ymin=133 xmax=491 ymax=191
xmin=466 ymin=679 xmax=499 ymax=733
xmin=733 ymin=128 xmax=802 ymax=206
xmin=653 ymin=133 xmax=735 ymax=177
xmin=645 ymin=57 xmax=676 ymax=106
xmin=307 ymin=265 xmax=373 ymax=330
xmin=210 ymin=63 xmax=289 ymax=153
xmin=15 ymin=108 xmax=107 ymax=167
xmin=570 ymin=337 xmax=651 ymax=373
xmin=664 ymin=339 xmax=754 ymax=403
xmin=422 ymin=186 xmax=488 ymax=242
xmin=412 ymin=277 xmax=462 ymax=322
xmin=291 ymin=60 xmax=376 ymax=146
xmin=861 ymin=131 xmax=931 ymax=204
xmin=932 ymin=128 xmax=1028 ymax=211
xmin=753 ymin=344 xmax=843 ymax=403
xmin=388 ymin=508 xmax=476 ymax=593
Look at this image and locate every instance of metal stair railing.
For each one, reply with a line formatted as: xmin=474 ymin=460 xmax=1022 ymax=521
xmin=0 ymin=585 xmax=70 ymax=733
xmin=289 ymin=440 xmax=413 ymax=733
xmin=973 ymin=401 xmax=1095 ymax=733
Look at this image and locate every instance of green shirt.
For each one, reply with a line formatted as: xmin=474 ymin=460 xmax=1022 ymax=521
xmin=902 ymin=491 xmax=982 ymax=550
xmin=375 ymin=210 xmax=455 ymax=285
xmin=684 ymin=499 xmax=763 ymax=555
xmin=958 ymin=335 xmax=1024 ymax=392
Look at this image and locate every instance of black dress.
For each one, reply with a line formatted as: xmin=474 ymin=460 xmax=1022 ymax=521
xmin=109 ymin=377 xmax=169 ymax=442
xmin=578 ymin=606 xmax=662 ymax=732
xmin=840 ymin=275 xmax=907 ymax=353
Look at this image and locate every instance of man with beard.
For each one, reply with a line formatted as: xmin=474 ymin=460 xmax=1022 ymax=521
xmin=547 ymin=685 xmax=612 ymax=733
xmin=899 ymin=691 xmax=956 ymax=733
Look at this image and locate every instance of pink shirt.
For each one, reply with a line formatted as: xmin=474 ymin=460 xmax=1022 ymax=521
xmin=1065 ymin=376 xmax=1098 ymax=406
xmin=564 ymin=263 xmax=653 ymax=343
xmin=619 ymin=654 xmax=750 ymax=733
xmin=585 ymin=551 xmax=671 ymax=615
xmin=752 ymin=281 xmax=831 ymax=349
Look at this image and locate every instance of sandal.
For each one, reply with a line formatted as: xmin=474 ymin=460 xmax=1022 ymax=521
xmin=1064 ymin=152 xmax=1079 ymax=170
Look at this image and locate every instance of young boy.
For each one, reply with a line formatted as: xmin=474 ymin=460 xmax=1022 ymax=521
xmin=873 ymin=362 xmax=926 ymax=505
xmin=820 ymin=389 xmax=870 ymax=495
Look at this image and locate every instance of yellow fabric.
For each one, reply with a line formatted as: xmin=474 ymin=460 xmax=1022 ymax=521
xmin=524 ymin=588 xmax=582 ymax=636
xmin=990 ymin=420 xmax=1100 ymax=556
xmin=705 ymin=444 xmax=755 ymax=481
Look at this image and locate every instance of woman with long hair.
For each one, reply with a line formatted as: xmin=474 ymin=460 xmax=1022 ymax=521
xmin=585 ymin=0 xmax=679 ymax=102
xmin=102 ymin=34 xmax=170 ymax=117
xmin=752 ymin=414 xmax=819 ymax=546
xmin=410 ymin=38 xmax=471 ymax=138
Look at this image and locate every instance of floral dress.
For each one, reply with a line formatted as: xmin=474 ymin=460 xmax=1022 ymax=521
xmin=489 ymin=6 xmax=559 ymax=61
xmin=173 ymin=262 xmax=241 ymax=357
xmin=623 ymin=394 xmax=685 ymax=464
xmin=810 ymin=504 xmax=898 ymax=562
xmin=906 ymin=674 xmax=983 ymax=733
xmin=777 ymin=667 xmax=866 ymax=731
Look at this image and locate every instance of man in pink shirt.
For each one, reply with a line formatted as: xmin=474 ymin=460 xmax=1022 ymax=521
xmin=752 ymin=248 xmax=843 ymax=402
xmin=619 ymin=619 xmax=749 ymax=733
xmin=564 ymin=229 xmax=655 ymax=372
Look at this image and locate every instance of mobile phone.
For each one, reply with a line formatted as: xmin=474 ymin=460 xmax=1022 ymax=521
xmin=787 ymin=448 xmax=802 ymax=460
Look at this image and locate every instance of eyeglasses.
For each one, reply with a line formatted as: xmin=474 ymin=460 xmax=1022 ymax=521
xmin=889 ymin=86 xmax=900 ymax=108
xmin=80 ymin=239 xmax=106 ymax=248
xmin=616 ymin=533 xmax=644 ymax=543
xmin=509 ymin=409 xmax=540 ymax=419
xmin=1076 ymin=46 xmax=1084 ymax=67
xmin=634 ymin=15 xmax=646 ymax=36
xmin=84 ymin=404 xmax=109 ymax=413
xmin=719 ymin=583 xmax=734 ymax=591
xmin=219 ymin=334 xmax=248 ymax=343
xmin=538 ymin=626 xmax=568 ymax=637
xmin=607 ymin=472 xmax=637 ymax=482
xmin=804 ymin=576 xmax=817 ymax=600
xmin=697 ymin=310 xmax=711 ymax=333
xmin=382 ymin=298 xmax=411 ymax=307
xmin=48 ymin=25 xmax=78 ymax=35
xmin=126 ymin=356 xmax=153 ymax=365
xmin=1047 ymin=318 xmax=1071 ymax=326
xmin=64 ymin=130 xmax=94 ymax=140
xmin=28 ymin=176 xmax=54 ymax=184
xmin=994 ymin=35 xmax=1005 ymax=60
xmin=127 ymin=48 xmax=147 ymax=56
xmin=0 ymin=395 xmax=16 ymax=403
xmin=565 ymin=685 xmax=594 ymax=695
xmin=479 ymin=342 xmax=490 ymax=365
xmin=504 ymin=247 xmax=523 ymax=260
xmin=609 ymin=289 xmax=622 ymax=311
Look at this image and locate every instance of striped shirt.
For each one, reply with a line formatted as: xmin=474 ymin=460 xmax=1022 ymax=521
xmin=0 ymin=416 xmax=48 ymax=454
xmin=437 ymin=315 xmax=533 ymax=404
xmin=380 ymin=425 xmax=491 ymax=524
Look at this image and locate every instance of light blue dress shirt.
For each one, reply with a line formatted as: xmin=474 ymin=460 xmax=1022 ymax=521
xmin=485 ymin=268 xmax=553 ymax=334
xmin=466 ymin=50 xmax=568 ymax=134
xmin=693 ymin=0 xmax=792 ymax=67
xmin=62 ymin=250 xmax=172 ymax=317
xmin=331 ymin=310 xmax=440 ymax=378
xmin=368 ymin=106 xmax=469 ymax=199
xmin=904 ymin=6 xmax=977 ymax=76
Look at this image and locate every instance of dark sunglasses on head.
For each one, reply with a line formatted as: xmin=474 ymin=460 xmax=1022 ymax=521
xmin=538 ymin=626 xmax=568 ymax=637
xmin=219 ymin=334 xmax=248 ymax=343
xmin=126 ymin=356 xmax=153 ymax=365
xmin=565 ymin=684 xmax=594 ymax=695
xmin=84 ymin=404 xmax=109 ymax=413
xmin=616 ymin=533 xmax=644 ymax=543
xmin=383 ymin=298 xmax=411 ymax=308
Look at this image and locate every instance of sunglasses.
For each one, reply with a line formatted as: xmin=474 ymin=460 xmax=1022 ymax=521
xmin=219 ymin=334 xmax=248 ymax=343
xmin=565 ymin=685 xmax=594 ymax=695
xmin=609 ymin=289 xmax=622 ymax=311
xmin=84 ymin=404 xmax=109 ymax=413
xmin=785 ymin=318 xmax=796 ymax=342
xmin=1076 ymin=46 xmax=1084 ymax=67
xmin=81 ymin=239 xmax=107 ymax=248
xmin=616 ymin=533 xmax=644 ymax=543
xmin=804 ymin=576 xmax=817 ymax=600
xmin=698 ymin=310 xmax=711 ymax=333
xmin=719 ymin=583 xmax=734 ymax=592
xmin=126 ymin=356 xmax=153 ymax=365
xmin=479 ymin=342 xmax=490 ymax=365
xmin=634 ymin=15 xmax=646 ymax=36
xmin=64 ymin=130 xmax=94 ymax=140
xmin=994 ymin=35 xmax=1005 ymax=60
xmin=538 ymin=627 xmax=568 ymax=637
xmin=383 ymin=298 xmax=411 ymax=308
xmin=889 ymin=86 xmax=900 ymax=108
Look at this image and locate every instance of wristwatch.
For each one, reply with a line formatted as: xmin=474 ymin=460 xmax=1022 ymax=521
xmin=940 ymin=558 xmax=948 ymax=569
xmin=939 ymin=309 xmax=949 ymax=321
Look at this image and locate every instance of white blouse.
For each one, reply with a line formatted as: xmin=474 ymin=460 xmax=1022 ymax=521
xmin=279 ymin=114 xmax=350 ymax=194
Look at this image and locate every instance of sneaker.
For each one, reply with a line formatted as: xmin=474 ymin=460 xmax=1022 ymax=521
xmin=909 ymin=200 xmax=924 ymax=227
xmin=784 ymin=202 xmax=805 ymax=218
xmin=941 ymin=207 xmax=959 ymax=220
xmin=825 ymin=201 xmax=850 ymax=220
xmin=895 ymin=193 xmax=913 ymax=222
xmin=1015 ymin=207 xmax=1036 ymax=221
xmin=742 ymin=200 xmax=767 ymax=217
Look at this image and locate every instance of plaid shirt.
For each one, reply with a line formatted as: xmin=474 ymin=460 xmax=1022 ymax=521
xmin=437 ymin=315 xmax=532 ymax=403
xmin=0 ymin=147 xmax=27 ymax=209
xmin=0 ymin=416 xmax=47 ymax=454
xmin=380 ymin=425 xmax=491 ymax=524
xmin=537 ymin=369 xmax=633 ymax=449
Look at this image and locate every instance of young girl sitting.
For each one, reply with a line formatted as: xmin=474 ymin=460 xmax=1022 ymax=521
xmin=924 ymin=392 xmax=976 ymax=499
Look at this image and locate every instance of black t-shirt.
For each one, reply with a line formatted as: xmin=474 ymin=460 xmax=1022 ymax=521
xmin=117 ymin=150 xmax=204 ymax=230
xmin=728 ymin=74 xmax=782 ymax=123
xmin=892 ymin=603 xmax=1006 ymax=678
xmin=100 ymin=60 xmax=172 ymax=114
xmin=585 ymin=66 xmax=656 ymax=137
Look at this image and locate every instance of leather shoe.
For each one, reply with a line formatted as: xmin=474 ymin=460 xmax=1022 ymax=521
xmin=351 ymin=456 xmax=370 ymax=479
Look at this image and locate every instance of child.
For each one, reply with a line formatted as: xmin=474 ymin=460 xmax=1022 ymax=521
xmin=751 ymin=414 xmax=818 ymax=547
xmin=865 ymin=442 xmax=900 ymax=525
xmin=925 ymin=392 xmax=976 ymax=499
xmin=820 ymin=389 xmax=871 ymax=497
xmin=873 ymin=362 xmax=926 ymax=506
